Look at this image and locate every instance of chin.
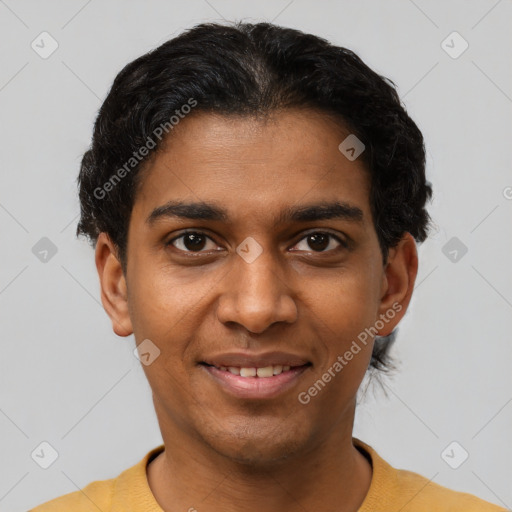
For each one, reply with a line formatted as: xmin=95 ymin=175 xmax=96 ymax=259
xmin=200 ymin=416 xmax=311 ymax=466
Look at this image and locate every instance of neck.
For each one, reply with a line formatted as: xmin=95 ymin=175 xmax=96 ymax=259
xmin=147 ymin=410 xmax=372 ymax=512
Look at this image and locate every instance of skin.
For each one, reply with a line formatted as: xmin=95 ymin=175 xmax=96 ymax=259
xmin=95 ymin=109 xmax=418 ymax=512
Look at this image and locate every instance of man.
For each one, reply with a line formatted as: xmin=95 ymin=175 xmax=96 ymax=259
xmin=31 ymin=21 xmax=506 ymax=512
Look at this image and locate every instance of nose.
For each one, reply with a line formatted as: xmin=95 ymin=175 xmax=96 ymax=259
xmin=216 ymin=247 xmax=298 ymax=334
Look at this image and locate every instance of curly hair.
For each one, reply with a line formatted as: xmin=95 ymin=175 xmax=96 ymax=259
xmin=77 ymin=21 xmax=433 ymax=375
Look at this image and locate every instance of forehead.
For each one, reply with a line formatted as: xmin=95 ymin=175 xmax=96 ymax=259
xmin=133 ymin=109 xmax=372 ymax=228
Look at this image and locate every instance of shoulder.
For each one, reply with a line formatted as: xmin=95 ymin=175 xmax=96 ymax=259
xmin=29 ymin=444 xmax=165 ymax=512
xmin=29 ymin=479 xmax=114 ymax=512
xmin=353 ymin=438 xmax=507 ymax=512
xmin=392 ymin=466 xmax=507 ymax=511
xmin=29 ymin=444 xmax=165 ymax=511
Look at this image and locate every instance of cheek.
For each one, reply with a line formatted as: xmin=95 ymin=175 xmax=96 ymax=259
xmin=128 ymin=268 xmax=212 ymax=373
xmin=308 ymin=267 xmax=380 ymax=342
xmin=128 ymin=263 xmax=199 ymax=336
xmin=302 ymin=275 xmax=377 ymax=405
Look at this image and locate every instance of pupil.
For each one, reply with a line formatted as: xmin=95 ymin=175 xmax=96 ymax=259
xmin=184 ymin=233 xmax=205 ymax=251
xmin=308 ymin=233 xmax=328 ymax=251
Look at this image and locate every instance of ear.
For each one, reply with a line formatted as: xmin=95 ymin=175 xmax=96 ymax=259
xmin=95 ymin=232 xmax=133 ymax=337
xmin=376 ymin=232 xmax=418 ymax=336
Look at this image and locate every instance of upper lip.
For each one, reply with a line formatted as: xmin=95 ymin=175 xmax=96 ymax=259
xmin=200 ymin=351 xmax=311 ymax=368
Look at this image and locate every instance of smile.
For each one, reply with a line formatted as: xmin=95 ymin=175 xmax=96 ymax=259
xmin=200 ymin=362 xmax=312 ymax=399
xmin=205 ymin=363 xmax=295 ymax=377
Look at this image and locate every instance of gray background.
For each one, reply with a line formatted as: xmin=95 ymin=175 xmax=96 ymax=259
xmin=0 ymin=0 xmax=511 ymax=510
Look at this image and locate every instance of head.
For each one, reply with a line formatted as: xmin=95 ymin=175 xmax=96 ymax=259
xmin=78 ymin=22 xmax=432 ymax=464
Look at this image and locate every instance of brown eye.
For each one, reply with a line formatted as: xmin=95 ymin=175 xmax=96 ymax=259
xmin=167 ymin=232 xmax=218 ymax=253
xmin=306 ymin=233 xmax=329 ymax=251
xmin=292 ymin=232 xmax=347 ymax=253
xmin=181 ymin=233 xmax=206 ymax=251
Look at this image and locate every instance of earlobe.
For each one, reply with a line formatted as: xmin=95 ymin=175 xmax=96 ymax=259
xmin=95 ymin=232 xmax=133 ymax=337
xmin=376 ymin=232 xmax=418 ymax=336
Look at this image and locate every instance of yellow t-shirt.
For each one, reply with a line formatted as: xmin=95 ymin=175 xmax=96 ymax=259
xmin=30 ymin=437 xmax=507 ymax=511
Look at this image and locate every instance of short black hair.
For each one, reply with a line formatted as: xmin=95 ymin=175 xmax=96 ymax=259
xmin=77 ymin=21 xmax=433 ymax=376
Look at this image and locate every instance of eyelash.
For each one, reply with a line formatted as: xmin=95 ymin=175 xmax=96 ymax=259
xmin=165 ymin=230 xmax=349 ymax=255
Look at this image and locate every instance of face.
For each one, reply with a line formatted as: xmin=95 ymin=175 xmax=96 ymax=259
xmin=96 ymin=109 xmax=417 ymax=465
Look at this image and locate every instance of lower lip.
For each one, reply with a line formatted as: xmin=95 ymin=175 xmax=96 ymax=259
xmin=201 ymin=364 xmax=311 ymax=400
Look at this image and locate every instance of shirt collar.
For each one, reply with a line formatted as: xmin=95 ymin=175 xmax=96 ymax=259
xmin=110 ymin=438 xmax=388 ymax=511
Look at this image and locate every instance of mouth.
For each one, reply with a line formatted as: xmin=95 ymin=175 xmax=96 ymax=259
xmin=199 ymin=361 xmax=312 ymax=399
xmin=200 ymin=362 xmax=310 ymax=377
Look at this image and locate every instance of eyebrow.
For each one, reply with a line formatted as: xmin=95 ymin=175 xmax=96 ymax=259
xmin=146 ymin=200 xmax=364 ymax=225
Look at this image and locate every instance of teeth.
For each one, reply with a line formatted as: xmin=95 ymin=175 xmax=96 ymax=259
xmin=256 ymin=366 xmax=274 ymax=377
xmin=240 ymin=367 xmax=257 ymax=377
xmin=215 ymin=364 xmax=298 ymax=377
xmin=272 ymin=365 xmax=283 ymax=375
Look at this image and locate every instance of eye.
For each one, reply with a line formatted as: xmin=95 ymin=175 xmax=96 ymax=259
xmin=166 ymin=230 xmax=348 ymax=256
xmin=166 ymin=231 xmax=220 ymax=254
xmin=291 ymin=232 xmax=348 ymax=253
